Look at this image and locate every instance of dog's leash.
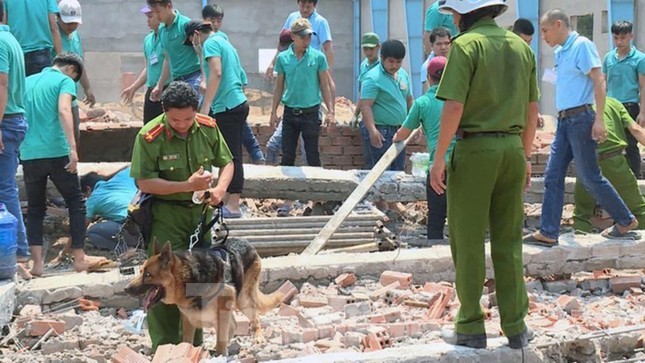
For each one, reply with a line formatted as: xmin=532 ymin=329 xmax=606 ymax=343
xmin=188 ymin=192 xmax=229 ymax=253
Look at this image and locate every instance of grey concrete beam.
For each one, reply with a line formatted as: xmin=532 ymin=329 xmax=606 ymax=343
xmin=0 ymin=280 xmax=16 ymax=326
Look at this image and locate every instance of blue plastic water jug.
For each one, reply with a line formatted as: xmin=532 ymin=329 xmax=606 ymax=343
xmin=0 ymin=203 xmax=18 ymax=279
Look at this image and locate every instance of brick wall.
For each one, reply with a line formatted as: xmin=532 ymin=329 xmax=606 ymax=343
xmin=245 ymin=124 xmax=429 ymax=171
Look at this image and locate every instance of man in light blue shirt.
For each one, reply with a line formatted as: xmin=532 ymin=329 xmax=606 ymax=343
xmin=424 ymin=1 xmax=457 ymax=56
xmin=5 ymin=0 xmax=62 ymax=76
xmin=602 ymin=20 xmax=645 ymax=177
xmin=525 ymin=9 xmax=638 ymax=247
xmin=420 ymin=27 xmax=451 ymax=92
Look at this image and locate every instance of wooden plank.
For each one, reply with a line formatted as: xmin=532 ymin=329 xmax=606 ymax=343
xmin=302 ymin=128 xmax=420 ymax=255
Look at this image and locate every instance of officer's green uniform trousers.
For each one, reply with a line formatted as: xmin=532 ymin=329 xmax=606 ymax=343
xmin=447 ymin=135 xmax=528 ymax=337
xmin=146 ymin=200 xmax=212 ymax=350
xmin=573 ymin=153 xmax=645 ymax=232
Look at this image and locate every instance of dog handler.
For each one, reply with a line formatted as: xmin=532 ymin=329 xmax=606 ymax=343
xmin=429 ymin=0 xmax=539 ymax=349
xmin=130 ymin=81 xmax=234 ymax=350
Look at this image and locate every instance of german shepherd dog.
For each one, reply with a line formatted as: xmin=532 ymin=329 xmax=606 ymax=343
xmin=125 ymin=238 xmax=282 ymax=356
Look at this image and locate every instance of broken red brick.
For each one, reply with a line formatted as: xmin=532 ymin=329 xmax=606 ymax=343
xmin=79 ymin=298 xmax=100 ymax=311
xmin=630 ymin=287 xmax=643 ymax=296
xmin=234 ymin=313 xmax=251 ymax=336
xmin=152 ymin=342 xmax=208 ymax=363
xmin=318 ymin=325 xmax=336 ymax=339
xmin=277 ymin=280 xmax=299 ymax=304
xmin=556 ymin=295 xmax=581 ymax=314
xmin=610 ymin=276 xmax=642 ymax=294
xmin=278 ymin=303 xmax=299 ymax=317
xmin=327 ymin=295 xmax=353 ymax=311
xmin=387 ymin=322 xmax=407 ymax=338
xmin=380 ymin=271 xmax=413 ymax=289
xmin=334 ymin=273 xmax=357 ymax=288
xmin=28 ymin=319 xmax=66 ymax=337
xmin=111 ymin=345 xmax=151 ymax=363
xmin=570 ymin=309 xmax=583 ymax=319
xmin=302 ymin=328 xmax=318 ymax=343
xmin=369 ymin=281 xmax=401 ymax=301
xmin=427 ymin=288 xmax=454 ymax=320
xmin=299 ymin=295 xmax=328 ymax=308
xmin=363 ymin=333 xmax=383 ymax=351
xmin=406 ymin=321 xmax=422 ymax=337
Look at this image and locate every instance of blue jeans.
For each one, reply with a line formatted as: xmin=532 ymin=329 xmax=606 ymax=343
xmin=360 ymin=123 xmax=406 ymax=171
xmin=266 ymin=119 xmax=307 ymax=165
xmin=87 ymin=220 xmax=138 ymax=250
xmin=174 ymin=71 xmax=202 ymax=103
xmin=540 ymin=109 xmax=634 ymax=239
xmin=242 ymin=121 xmax=265 ymax=163
xmin=0 ymin=115 xmax=28 ymax=257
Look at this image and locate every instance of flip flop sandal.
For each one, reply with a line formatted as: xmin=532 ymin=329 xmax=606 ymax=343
xmin=222 ymin=206 xmax=242 ymax=219
xmin=523 ymin=234 xmax=559 ymax=248
xmin=277 ymin=205 xmax=292 ymax=217
xmin=601 ymin=225 xmax=641 ymax=240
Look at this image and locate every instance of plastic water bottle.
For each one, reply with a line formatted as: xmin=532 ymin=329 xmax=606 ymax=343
xmin=410 ymin=152 xmax=430 ymax=178
xmin=0 ymin=203 xmax=18 ymax=280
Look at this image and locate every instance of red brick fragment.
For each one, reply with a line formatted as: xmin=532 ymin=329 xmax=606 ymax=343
xmin=234 ymin=312 xmax=251 ymax=336
xmin=28 ymin=319 xmax=66 ymax=337
xmin=111 ymin=345 xmax=151 ymax=363
xmin=335 ymin=273 xmax=357 ymax=288
xmin=610 ymin=276 xmax=641 ymax=294
xmin=630 ymin=287 xmax=643 ymax=296
xmin=380 ymin=271 xmax=412 ymax=289
xmin=277 ymin=280 xmax=299 ymax=304
xmin=556 ymin=295 xmax=580 ymax=314
xmin=369 ymin=281 xmax=401 ymax=300
xmin=299 ymin=295 xmax=328 ymax=308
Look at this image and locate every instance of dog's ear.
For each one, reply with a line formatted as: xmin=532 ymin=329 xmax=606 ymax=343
xmin=152 ymin=238 xmax=161 ymax=255
xmin=159 ymin=241 xmax=173 ymax=268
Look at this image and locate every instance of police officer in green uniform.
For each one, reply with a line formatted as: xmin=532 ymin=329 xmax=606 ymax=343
xmin=130 ymin=81 xmax=234 ymax=350
xmin=574 ymin=97 xmax=645 ymax=232
xmin=429 ymin=0 xmax=539 ymax=349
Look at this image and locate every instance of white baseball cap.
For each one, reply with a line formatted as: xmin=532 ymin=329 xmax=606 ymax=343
xmin=59 ymin=0 xmax=83 ymax=24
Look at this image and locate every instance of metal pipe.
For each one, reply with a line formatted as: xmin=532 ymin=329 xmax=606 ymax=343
xmin=226 ymin=214 xmax=382 ymax=226
xmin=353 ymin=0 xmax=361 ymax=100
xmin=229 ymin=226 xmax=377 ymax=236
xmin=243 ymin=231 xmax=376 ymax=243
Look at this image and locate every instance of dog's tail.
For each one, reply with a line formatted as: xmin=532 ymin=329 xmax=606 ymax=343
xmin=243 ymin=257 xmax=284 ymax=314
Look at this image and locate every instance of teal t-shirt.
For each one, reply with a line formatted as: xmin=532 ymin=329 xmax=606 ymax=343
xmin=202 ymin=33 xmax=247 ymax=113
xmin=159 ymin=10 xmax=201 ymax=80
xmin=0 ymin=25 xmax=25 ymax=114
xmin=20 ymin=67 xmax=77 ymax=160
xmin=58 ymin=29 xmax=83 ymax=58
xmin=85 ymin=167 xmax=138 ymax=223
xmin=360 ymin=64 xmax=412 ymax=127
xmin=275 ymin=45 xmax=329 ymax=108
xmin=424 ymin=1 xmax=458 ymax=35
xmin=143 ymin=31 xmax=166 ymax=88
xmin=6 ymin=0 xmax=59 ymax=52
xmin=214 ymin=31 xmax=229 ymax=41
xmin=402 ymin=85 xmax=454 ymax=163
xmin=602 ymin=47 xmax=645 ymax=104
xmin=358 ymin=58 xmax=380 ymax=84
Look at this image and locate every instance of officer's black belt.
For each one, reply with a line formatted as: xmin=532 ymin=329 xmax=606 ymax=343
xmin=558 ymin=104 xmax=593 ymax=119
xmin=284 ymin=105 xmax=320 ymax=115
xmin=598 ymin=149 xmax=624 ymax=162
xmin=156 ymin=199 xmax=201 ymax=208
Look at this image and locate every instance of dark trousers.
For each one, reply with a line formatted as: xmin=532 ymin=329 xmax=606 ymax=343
xmin=623 ymin=102 xmax=641 ymax=178
xmin=22 ymin=156 xmax=86 ymax=249
xmin=426 ymin=172 xmax=447 ymax=239
xmin=281 ymin=106 xmax=321 ymax=166
xmin=144 ymin=87 xmax=164 ymax=124
xmin=211 ymin=101 xmax=249 ymax=194
xmin=24 ymin=49 xmax=52 ymax=76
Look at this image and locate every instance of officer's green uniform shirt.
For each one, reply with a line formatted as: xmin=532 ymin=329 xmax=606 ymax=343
xmin=602 ymin=47 xmax=645 ymax=104
xmin=360 ymin=63 xmax=412 ymax=127
xmin=596 ymin=97 xmax=634 ymax=154
xmin=130 ymin=113 xmax=233 ymax=201
xmin=358 ymin=58 xmax=380 ymax=84
xmin=275 ymin=44 xmax=328 ymax=108
xmin=143 ymin=31 xmax=167 ymax=88
xmin=202 ymin=33 xmax=247 ymax=114
xmin=402 ymin=85 xmax=454 ymax=163
xmin=20 ymin=67 xmax=77 ymax=160
xmin=437 ymin=18 xmax=538 ymax=133
xmin=6 ymin=0 xmax=59 ymax=53
xmin=0 ymin=25 xmax=25 ymax=115
xmin=158 ymin=10 xmax=201 ymax=80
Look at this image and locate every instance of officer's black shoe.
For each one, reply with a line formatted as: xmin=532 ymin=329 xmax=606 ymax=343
xmin=507 ymin=328 xmax=534 ymax=349
xmin=455 ymin=332 xmax=487 ymax=349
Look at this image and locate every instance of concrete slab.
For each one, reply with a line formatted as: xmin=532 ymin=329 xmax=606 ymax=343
xmin=272 ymin=338 xmax=544 ymax=363
xmin=0 ymin=279 xmax=16 ymax=326
xmin=15 ymin=233 xmax=645 ymax=307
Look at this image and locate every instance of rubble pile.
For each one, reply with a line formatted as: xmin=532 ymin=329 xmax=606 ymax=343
xmin=2 ymin=269 xmax=643 ymax=362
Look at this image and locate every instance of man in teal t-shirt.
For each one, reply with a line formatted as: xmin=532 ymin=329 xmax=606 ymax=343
xmin=0 ymin=7 xmax=28 ymax=260
xmin=394 ymin=56 xmax=452 ymax=243
xmin=202 ymin=4 xmax=229 ymax=41
xmin=21 ymin=53 xmax=106 ymax=276
xmin=121 ymin=5 xmax=167 ymax=124
xmin=81 ymin=167 xmax=138 ymax=250
xmin=147 ymin=0 xmax=201 ymax=100
xmin=5 ymin=0 xmax=62 ymax=75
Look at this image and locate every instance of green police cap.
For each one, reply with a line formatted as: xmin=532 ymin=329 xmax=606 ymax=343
xmin=361 ymin=32 xmax=380 ymax=48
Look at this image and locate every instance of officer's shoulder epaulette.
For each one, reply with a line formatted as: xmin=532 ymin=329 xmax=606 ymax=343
xmin=196 ymin=113 xmax=217 ymax=128
xmin=143 ymin=124 xmax=165 ymax=143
